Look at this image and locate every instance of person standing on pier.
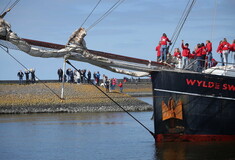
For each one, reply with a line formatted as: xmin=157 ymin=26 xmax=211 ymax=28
xmin=17 ymin=70 xmax=24 ymax=85
xmin=82 ymin=70 xmax=86 ymax=83
xmin=93 ymin=72 xmax=97 ymax=85
xmin=160 ymin=33 xmax=171 ymax=62
xmin=96 ymin=71 xmax=100 ymax=86
xmin=30 ymin=69 xmax=36 ymax=83
xmin=66 ymin=68 xmax=70 ymax=82
xmin=118 ymin=82 xmax=123 ymax=93
xmin=87 ymin=70 xmax=91 ymax=84
xmin=24 ymin=69 xmax=30 ymax=84
xmin=57 ymin=68 xmax=63 ymax=82
xmin=104 ymin=76 xmax=110 ymax=93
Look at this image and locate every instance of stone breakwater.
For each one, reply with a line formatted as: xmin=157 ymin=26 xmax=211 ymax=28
xmin=0 ymin=83 xmax=152 ymax=114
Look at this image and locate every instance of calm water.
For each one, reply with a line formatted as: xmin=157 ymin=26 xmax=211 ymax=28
xmin=0 ymin=97 xmax=234 ymax=160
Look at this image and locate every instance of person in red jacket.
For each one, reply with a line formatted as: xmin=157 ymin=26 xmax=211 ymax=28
xmin=195 ymin=43 xmax=203 ymax=72
xmin=173 ymin=48 xmax=182 ymax=59
xmin=218 ymin=38 xmax=230 ymax=66
xmin=155 ymin=41 xmax=161 ymax=62
xmin=160 ymin=33 xmax=171 ymax=62
xmin=206 ymin=40 xmax=213 ymax=68
xmin=181 ymin=40 xmax=191 ymax=69
xmin=118 ymin=82 xmax=123 ymax=93
xmin=173 ymin=48 xmax=182 ymax=68
xmin=230 ymin=39 xmax=235 ymax=66
xmin=216 ymin=40 xmax=224 ymax=66
xmin=200 ymin=43 xmax=207 ymax=68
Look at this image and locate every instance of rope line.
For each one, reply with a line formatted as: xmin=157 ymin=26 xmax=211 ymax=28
xmin=66 ymin=59 xmax=155 ymax=138
xmin=170 ymin=0 xmax=196 ymax=53
xmin=0 ymin=0 xmax=12 ymax=15
xmin=172 ymin=0 xmax=196 ymax=50
xmin=210 ymin=0 xmax=217 ymax=42
xmin=9 ymin=0 xmax=21 ymax=10
xmin=0 ymin=0 xmax=21 ymax=17
xmin=80 ymin=0 xmax=102 ymax=28
xmin=0 ymin=44 xmax=62 ymax=100
xmin=169 ymin=0 xmax=196 ymax=54
xmin=87 ymin=0 xmax=125 ymax=31
xmin=170 ymin=0 xmax=191 ymax=43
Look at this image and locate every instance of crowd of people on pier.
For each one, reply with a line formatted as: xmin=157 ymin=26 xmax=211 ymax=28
xmin=57 ymin=68 xmax=124 ymax=93
xmin=156 ymin=33 xmax=235 ymax=72
xmin=16 ymin=67 xmax=125 ymax=93
xmin=17 ymin=69 xmax=36 ymax=85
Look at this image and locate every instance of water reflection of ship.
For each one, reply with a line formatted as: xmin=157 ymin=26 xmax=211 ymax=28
xmin=155 ymin=142 xmax=235 ymax=160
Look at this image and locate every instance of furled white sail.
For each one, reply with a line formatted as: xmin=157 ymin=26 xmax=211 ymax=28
xmin=0 ymin=18 xmax=153 ymax=77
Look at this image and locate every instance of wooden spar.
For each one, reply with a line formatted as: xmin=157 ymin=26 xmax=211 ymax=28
xmin=21 ymin=38 xmax=173 ymax=68
xmin=22 ymin=38 xmax=65 ymax=50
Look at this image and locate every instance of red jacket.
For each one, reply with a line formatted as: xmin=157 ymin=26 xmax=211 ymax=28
xmin=155 ymin=45 xmax=161 ymax=57
xmin=160 ymin=36 xmax=171 ymax=45
xmin=201 ymin=46 xmax=207 ymax=55
xmin=118 ymin=83 xmax=123 ymax=87
xmin=195 ymin=47 xmax=202 ymax=57
xmin=216 ymin=45 xmax=222 ymax=53
xmin=189 ymin=53 xmax=195 ymax=59
xmin=206 ymin=42 xmax=212 ymax=53
xmin=219 ymin=41 xmax=230 ymax=51
xmin=181 ymin=43 xmax=190 ymax=57
xmin=230 ymin=43 xmax=235 ymax=52
xmin=174 ymin=51 xmax=181 ymax=58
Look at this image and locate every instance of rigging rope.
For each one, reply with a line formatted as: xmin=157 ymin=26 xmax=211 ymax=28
xmin=66 ymin=59 xmax=155 ymax=138
xmin=210 ymin=0 xmax=217 ymax=42
xmin=170 ymin=0 xmax=191 ymax=44
xmin=169 ymin=0 xmax=196 ymax=54
xmin=0 ymin=0 xmax=12 ymax=15
xmin=86 ymin=0 xmax=126 ymax=31
xmin=0 ymin=0 xmax=21 ymax=17
xmin=0 ymin=44 xmax=63 ymax=100
xmin=8 ymin=0 xmax=21 ymax=10
xmin=80 ymin=0 xmax=102 ymax=28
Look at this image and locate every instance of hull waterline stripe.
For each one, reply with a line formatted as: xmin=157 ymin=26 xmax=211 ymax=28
xmin=155 ymin=134 xmax=235 ymax=142
xmin=154 ymin=88 xmax=235 ymax=101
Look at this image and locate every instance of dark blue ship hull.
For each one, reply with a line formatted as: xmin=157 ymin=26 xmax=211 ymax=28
xmin=151 ymin=70 xmax=235 ymax=142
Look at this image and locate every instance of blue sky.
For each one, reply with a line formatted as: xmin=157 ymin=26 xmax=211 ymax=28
xmin=0 ymin=0 xmax=234 ymax=80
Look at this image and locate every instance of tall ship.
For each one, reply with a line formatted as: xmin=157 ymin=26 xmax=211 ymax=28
xmin=0 ymin=0 xmax=234 ymax=142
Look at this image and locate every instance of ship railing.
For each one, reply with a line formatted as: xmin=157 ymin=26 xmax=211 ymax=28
xmin=182 ymin=59 xmax=235 ymax=75
xmin=183 ymin=59 xmax=197 ymax=70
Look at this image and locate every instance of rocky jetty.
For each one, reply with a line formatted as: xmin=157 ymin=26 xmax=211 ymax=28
xmin=0 ymin=82 xmax=152 ymax=114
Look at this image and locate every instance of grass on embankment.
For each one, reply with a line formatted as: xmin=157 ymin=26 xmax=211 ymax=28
xmin=0 ymin=83 xmax=152 ymax=107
